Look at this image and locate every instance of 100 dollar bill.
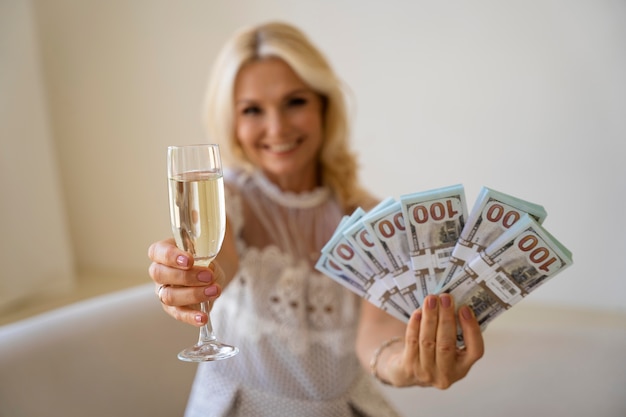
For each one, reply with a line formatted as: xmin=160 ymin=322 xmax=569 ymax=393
xmin=318 ymin=206 xmax=411 ymax=321
xmin=343 ymin=198 xmax=396 ymax=277
xmin=316 ymin=252 xmax=409 ymax=322
xmin=361 ymin=200 xmax=423 ymax=309
xmin=439 ymin=214 xmax=573 ymax=347
xmin=341 ymin=199 xmax=413 ymax=316
xmin=436 ymin=187 xmax=547 ymax=292
xmin=400 ymin=185 xmax=467 ymax=304
xmin=321 ymin=208 xmax=375 ymax=291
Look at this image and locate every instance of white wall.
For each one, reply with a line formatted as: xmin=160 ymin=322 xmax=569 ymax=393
xmin=15 ymin=0 xmax=626 ymax=312
xmin=0 ymin=1 xmax=75 ymax=310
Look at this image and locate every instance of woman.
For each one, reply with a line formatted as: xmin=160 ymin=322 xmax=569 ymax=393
xmin=148 ymin=21 xmax=484 ymax=416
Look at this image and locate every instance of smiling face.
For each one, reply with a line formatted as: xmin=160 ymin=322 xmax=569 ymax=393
xmin=233 ymin=57 xmax=325 ymax=193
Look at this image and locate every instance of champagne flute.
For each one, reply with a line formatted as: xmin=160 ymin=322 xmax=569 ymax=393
xmin=167 ymin=144 xmax=238 ymax=362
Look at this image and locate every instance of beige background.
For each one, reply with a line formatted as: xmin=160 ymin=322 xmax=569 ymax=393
xmin=1 ymin=0 xmax=625 ymax=314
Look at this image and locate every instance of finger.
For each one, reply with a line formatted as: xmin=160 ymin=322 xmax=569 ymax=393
xmin=149 ymin=261 xmax=217 ymax=288
xmin=158 ymin=282 xmax=221 ymax=308
xmin=403 ymin=308 xmax=422 ymax=365
xmin=147 ymin=238 xmax=192 ymax=269
xmin=434 ymin=294 xmax=459 ymax=386
xmin=162 ymin=304 xmax=207 ymax=327
xmin=457 ymin=305 xmax=485 ymax=369
xmin=419 ymin=295 xmax=439 ymax=377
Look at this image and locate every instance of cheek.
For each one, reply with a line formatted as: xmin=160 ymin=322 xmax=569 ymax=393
xmin=297 ymin=111 xmax=324 ymax=137
xmin=235 ymin=120 xmax=257 ymax=147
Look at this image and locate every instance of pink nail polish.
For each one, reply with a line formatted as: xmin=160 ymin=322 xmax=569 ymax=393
xmin=440 ymin=294 xmax=452 ymax=308
xmin=198 ymin=270 xmax=212 ymax=282
xmin=413 ymin=309 xmax=422 ymax=322
xmin=176 ymin=255 xmax=189 ymax=267
xmin=461 ymin=306 xmax=474 ymax=320
xmin=428 ymin=296 xmax=437 ymax=309
xmin=204 ymin=286 xmax=218 ymax=297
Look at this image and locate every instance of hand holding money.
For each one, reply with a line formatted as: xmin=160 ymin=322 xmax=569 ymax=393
xmin=315 ymin=185 xmax=573 ymax=341
xmin=439 ymin=214 xmax=573 ymax=346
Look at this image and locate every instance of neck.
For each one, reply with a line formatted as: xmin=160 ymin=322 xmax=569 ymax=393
xmin=263 ymin=169 xmax=320 ymax=194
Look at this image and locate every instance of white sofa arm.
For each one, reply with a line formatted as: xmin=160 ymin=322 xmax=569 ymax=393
xmin=0 ymin=284 xmax=198 ymax=417
xmin=2 ymin=283 xmax=625 ymax=417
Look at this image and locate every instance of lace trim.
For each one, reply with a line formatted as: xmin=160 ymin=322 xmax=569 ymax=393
xmin=250 ymin=170 xmax=331 ymax=209
xmin=221 ymin=169 xmax=356 ymax=356
xmin=217 ymin=245 xmax=359 ymax=357
xmin=219 ymin=291 xmax=357 ymax=357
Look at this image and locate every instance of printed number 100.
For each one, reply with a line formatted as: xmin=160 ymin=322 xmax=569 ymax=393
xmin=410 ymin=200 xmax=459 ymax=224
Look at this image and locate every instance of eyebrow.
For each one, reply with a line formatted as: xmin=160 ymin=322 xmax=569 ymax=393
xmin=235 ymin=88 xmax=315 ymax=105
xmin=285 ymin=88 xmax=314 ymax=97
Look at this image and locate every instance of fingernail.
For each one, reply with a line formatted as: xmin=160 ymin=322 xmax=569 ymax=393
xmin=413 ymin=309 xmax=422 ymax=322
xmin=428 ymin=296 xmax=437 ymax=309
xmin=440 ymin=294 xmax=452 ymax=308
xmin=176 ymin=255 xmax=189 ymax=267
xmin=197 ymin=270 xmax=213 ymax=282
xmin=195 ymin=314 xmax=204 ymax=324
xmin=461 ymin=306 xmax=474 ymax=320
xmin=204 ymin=286 xmax=218 ymax=297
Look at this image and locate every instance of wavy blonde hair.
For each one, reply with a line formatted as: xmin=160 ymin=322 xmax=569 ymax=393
xmin=203 ymin=21 xmax=374 ymax=212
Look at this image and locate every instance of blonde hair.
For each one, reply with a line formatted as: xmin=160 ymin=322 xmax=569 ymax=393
xmin=203 ymin=21 xmax=374 ymax=212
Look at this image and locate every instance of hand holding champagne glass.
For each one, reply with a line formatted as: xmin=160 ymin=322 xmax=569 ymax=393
xmin=167 ymin=144 xmax=238 ymax=362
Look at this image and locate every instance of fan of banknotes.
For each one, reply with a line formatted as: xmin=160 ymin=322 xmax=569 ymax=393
xmin=315 ymin=185 xmax=574 ymax=346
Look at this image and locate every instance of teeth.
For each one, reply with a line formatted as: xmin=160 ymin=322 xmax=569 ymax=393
xmin=267 ymin=141 xmax=298 ymax=153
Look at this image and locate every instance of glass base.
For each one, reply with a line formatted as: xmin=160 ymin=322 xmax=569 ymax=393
xmin=177 ymin=341 xmax=239 ymax=362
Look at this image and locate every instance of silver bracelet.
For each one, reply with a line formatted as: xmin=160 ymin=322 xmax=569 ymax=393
xmin=369 ymin=336 xmax=403 ymax=385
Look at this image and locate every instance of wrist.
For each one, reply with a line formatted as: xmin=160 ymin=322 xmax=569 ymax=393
xmin=369 ymin=336 xmax=403 ymax=386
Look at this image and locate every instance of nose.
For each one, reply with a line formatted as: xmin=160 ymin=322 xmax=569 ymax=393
xmin=266 ymin=109 xmax=288 ymax=138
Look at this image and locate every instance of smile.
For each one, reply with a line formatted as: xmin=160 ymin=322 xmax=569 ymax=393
xmin=263 ymin=138 xmax=304 ymax=153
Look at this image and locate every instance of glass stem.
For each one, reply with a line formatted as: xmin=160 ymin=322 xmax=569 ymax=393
xmin=199 ymin=301 xmax=217 ymax=344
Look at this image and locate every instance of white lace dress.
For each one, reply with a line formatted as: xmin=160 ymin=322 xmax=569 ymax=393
xmin=184 ymin=169 xmax=401 ymax=417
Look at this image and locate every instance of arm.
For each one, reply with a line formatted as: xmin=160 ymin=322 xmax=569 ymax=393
xmin=356 ymin=294 xmax=485 ymax=389
xmin=147 ymin=219 xmax=239 ymax=327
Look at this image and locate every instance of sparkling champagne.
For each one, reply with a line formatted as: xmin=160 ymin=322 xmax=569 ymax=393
xmin=168 ymin=170 xmax=225 ymax=266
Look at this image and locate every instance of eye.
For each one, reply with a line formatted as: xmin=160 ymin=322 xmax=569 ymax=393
xmin=241 ymin=105 xmax=262 ymax=116
xmin=287 ymin=97 xmax=307 ymax=107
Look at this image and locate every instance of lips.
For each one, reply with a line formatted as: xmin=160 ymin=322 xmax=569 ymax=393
xmin=263 ymin=138 xmax=304 ymax=153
